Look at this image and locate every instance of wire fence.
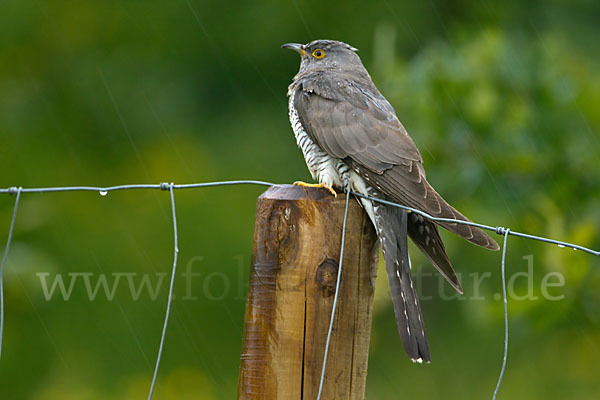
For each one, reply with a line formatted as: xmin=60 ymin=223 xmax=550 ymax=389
xmin=1 ymin=180 xmax=598 ymax=399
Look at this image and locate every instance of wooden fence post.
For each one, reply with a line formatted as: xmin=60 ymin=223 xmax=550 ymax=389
xmin=238 ymin=184 xmax=379 ymax=399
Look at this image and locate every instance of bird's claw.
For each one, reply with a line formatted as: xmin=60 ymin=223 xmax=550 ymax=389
xmin=293 ymin=181 xmax=337 ymax=197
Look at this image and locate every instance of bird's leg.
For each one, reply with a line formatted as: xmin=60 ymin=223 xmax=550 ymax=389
xmin=293 ymin=181 xmax=337 ymax=197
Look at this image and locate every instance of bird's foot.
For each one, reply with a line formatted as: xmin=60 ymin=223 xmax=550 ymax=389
xmin=293 ymin=181 xmax=337 ymax=197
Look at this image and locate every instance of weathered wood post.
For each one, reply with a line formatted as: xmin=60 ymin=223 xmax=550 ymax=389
xmin=238 ymin=184 xmax=379 ymax=399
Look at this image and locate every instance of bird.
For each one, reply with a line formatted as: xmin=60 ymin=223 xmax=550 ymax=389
xmin=282 ymin=39 xmax=499 ymax=363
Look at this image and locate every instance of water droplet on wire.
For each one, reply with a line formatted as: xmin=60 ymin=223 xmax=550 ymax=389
xmin=99 ymin=191 xmax=108 ymax=196
xmin=557 ymin=244 xmax=565 ymax=248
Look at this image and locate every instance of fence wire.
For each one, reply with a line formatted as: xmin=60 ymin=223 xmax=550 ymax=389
xmin=317 ymin=188 xmax=351 ymax=400
xmin=148 ymin=183 xmax=178 ymax=400
xmin=1 ymin=180 xmax=598 ymax=399
xmin=493 ymin=229 xmax=510 ymax=400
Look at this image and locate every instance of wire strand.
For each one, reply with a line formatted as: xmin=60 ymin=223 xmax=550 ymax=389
xmin=493 ymin=228 xmax=510 ymax=399
xmin=350 ymin=191 xmax=599 ymax=256
xmin=148 ymin=183 xmax=179 ymax=399
xmin=0 ymin=187 xmax=21 ymax=361
xmin=148 ymin=183 xmax=179 ymax=400
xmin=0 ymin=180 xmax=275 ymax=195
xmin=1 ymin=182 xmax=597 ymax=255
xmin=317 ymin=190 xmax=351 ymax=400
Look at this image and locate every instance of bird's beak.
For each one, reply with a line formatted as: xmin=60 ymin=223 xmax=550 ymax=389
xmin=281 ymin=43 xmax=307 ymax=56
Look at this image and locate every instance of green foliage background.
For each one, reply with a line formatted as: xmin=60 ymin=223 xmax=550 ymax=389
xmin=1 ymin=0 xmax=599 ymax=398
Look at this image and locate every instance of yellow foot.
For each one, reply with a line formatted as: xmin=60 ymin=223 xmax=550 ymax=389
xmin=293 ymin=181 xmax=337 ymax=197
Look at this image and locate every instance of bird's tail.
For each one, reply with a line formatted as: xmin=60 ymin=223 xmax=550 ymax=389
xmin=374 ymin=202 xmax=431 ymax=363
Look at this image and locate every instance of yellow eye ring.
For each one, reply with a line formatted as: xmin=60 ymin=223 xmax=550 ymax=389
xmin=312 ymin=49 xmax=325 ymax=59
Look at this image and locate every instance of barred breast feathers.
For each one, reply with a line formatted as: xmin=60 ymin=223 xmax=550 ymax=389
xmin=287 ymin=83 xmax=375 ymax=225
xmin=288 ymin=93 xmax=345 ymax=189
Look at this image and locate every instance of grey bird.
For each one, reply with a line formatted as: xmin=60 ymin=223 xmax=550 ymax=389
xmin=283 ymin=39 xmax=499 ymax=363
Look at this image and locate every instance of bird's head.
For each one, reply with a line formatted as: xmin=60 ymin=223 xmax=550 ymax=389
xmin=282 ymin=40 xmax=364 ymax=75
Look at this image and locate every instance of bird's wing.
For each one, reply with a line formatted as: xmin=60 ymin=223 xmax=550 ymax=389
xmin=293 ymin=72 xmax=499 ymax=251
xmin=293 ymin=72 xmax=423 ymax=171
xmin=407 ymin=213 xmax=462 ymax=293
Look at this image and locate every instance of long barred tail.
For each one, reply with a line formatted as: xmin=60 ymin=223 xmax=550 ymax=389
xmin=374 ymin=202 xmax=431 ymax=363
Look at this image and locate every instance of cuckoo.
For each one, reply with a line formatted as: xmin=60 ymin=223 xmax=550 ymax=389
xmin=283 ymin=39 xmax=499 ymax=363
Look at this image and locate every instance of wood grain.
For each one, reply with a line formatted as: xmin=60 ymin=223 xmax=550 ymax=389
xmin=238 ymin=184 xmax=378 ymax=399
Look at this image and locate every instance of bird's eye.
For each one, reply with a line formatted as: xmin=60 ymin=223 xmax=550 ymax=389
xmin=312 ymin=49 xmax=325 ymax=59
